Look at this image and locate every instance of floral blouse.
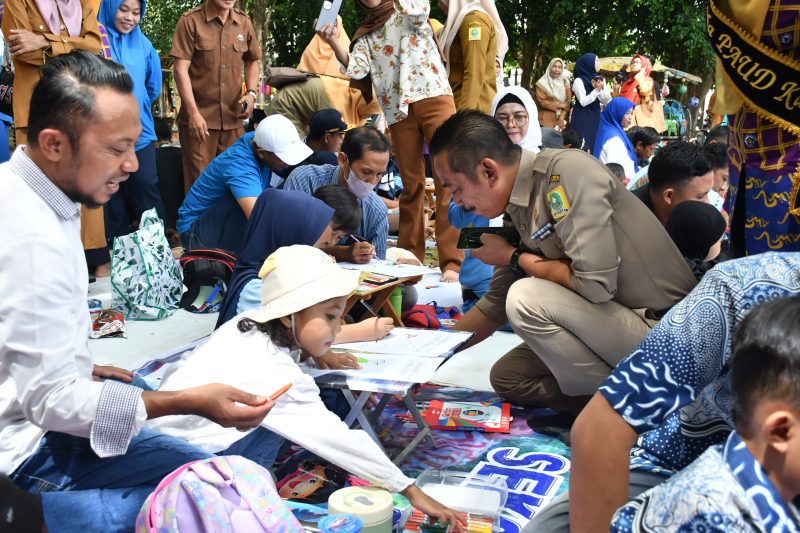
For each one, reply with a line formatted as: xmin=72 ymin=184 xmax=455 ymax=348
xmin=342 ymin=0 xmax=452 ymax=126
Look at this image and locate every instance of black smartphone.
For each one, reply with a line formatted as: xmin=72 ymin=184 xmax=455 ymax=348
xmin=241 ymin=100 xmax=248 ymax=114
xmin=457 ymin=227 xmax=521 ymax=249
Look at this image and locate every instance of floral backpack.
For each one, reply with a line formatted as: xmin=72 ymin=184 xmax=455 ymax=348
xmin=136 ymin=455 xmax=304 ymax=532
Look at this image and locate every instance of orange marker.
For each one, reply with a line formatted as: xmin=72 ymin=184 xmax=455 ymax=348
xmin=269 ymin=383 xmax=292 ymax=401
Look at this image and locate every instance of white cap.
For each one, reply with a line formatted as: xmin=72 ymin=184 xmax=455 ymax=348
xmin=251 ymin=245 xmax=361 ymax=323
xmin=253 ymin=115 xmax=313 ymax=166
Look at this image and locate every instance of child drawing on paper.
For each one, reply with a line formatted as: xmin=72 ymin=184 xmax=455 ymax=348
xmin=149 ymin=246 xmax=466 ymax=530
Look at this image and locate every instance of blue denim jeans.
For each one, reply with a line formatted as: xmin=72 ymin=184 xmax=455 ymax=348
xmin=179 ymin=193 xmax=247 ymax=255
xmin=11 ymin=428 xmax=212 ymax=532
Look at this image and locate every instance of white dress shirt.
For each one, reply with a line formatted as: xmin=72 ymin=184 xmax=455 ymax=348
xmin=0 ymin=148 xmax=147 ymax=474
xmin=148 ymin=311 xmax=414 ymax=493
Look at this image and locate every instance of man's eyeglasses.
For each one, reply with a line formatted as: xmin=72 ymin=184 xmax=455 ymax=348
xmin=495 ymin=113 xmax=528 ymax=128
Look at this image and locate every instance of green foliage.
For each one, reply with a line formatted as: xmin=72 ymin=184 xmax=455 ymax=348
xmin=141 ymin=0 xmax=200 ymax=55
xmin=138 ymin=0 xmax=714 ymax=85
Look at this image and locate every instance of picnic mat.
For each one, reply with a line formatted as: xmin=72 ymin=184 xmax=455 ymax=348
xmin=274 ymin=387 xmax=571 ymax=532
xmin=384 ymin=387 xmax=571 ymax=531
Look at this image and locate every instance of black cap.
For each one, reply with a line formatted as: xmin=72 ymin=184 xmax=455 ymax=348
xmin=309 ymin=108 xmax=349 ymax=138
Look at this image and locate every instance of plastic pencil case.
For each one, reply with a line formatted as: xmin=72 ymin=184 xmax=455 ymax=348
xmin=415 ymin=469 xmax=508 ymax=530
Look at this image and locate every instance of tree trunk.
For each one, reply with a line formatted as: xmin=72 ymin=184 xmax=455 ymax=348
xmin=252 ymin=0 xmax=275 ymax=71
xmin=519 ymin=16 xmax=535 ymax=89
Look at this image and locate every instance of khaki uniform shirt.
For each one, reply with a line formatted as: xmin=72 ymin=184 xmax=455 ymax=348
xmin=2 ymin=0 xmax=101 ymax=129
xmin=447 ymin=10 xmax=497 ymax=114
xmin=476 ymin=149 xmax=697 ymax=323
xmin=171 ymin=4 xmax=261 ymax=130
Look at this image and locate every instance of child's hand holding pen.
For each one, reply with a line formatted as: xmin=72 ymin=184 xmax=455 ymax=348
xmin=349 ymin=234 xmax=376 ymax=264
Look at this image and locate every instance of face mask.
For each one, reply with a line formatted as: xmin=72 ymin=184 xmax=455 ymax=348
xmin=346 ymin=170 xmax=375 ymax=199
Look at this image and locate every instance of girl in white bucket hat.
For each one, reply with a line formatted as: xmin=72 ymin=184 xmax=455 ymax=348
xmin=149 ymin=245 xmax=465 ymax=530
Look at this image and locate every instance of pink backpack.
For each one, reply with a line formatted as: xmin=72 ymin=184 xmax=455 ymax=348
xmin=136 ymin=455 xmax=304 ymax=532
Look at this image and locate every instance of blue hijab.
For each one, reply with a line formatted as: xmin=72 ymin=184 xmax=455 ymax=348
xmin=98 ymin=0 xmax=148 ymax=62
xmin=97 ymin=0 xmax=161 ymax=149
xmin=574 ymin=53 xmax=598 ymax=93
xmin=216 ymin=189 xmax=335 ymax=328
xmin=594 ymin=97 xmax=638 ymax=172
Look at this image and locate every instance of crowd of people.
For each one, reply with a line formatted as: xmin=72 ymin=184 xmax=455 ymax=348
xmin=1 ymin=0 xmax=799 ymax=531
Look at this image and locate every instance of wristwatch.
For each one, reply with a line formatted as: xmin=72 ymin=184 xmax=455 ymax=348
xmin=509 ymin=249 xmax=526 ymax=277
xmin=245 ymin=88 xmax=258 ymax=99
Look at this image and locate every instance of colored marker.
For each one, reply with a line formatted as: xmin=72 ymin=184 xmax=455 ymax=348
xmin=269 ymin=383 xmax=292 ymax=401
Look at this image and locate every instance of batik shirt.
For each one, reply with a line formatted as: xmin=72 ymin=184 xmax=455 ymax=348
xmin=599 ymin=253 xmax=800 ymax=476
xmin=726 ymin=0 xmax=800 ymax=253
xmin=343 ymin=0 xmax=452 ymax=126
xmin=611 ymin=432 xmax=800 ymax=532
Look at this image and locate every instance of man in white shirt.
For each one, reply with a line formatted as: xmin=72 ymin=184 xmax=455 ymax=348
xmin=0 ymin=51 xmax=273 ymax=532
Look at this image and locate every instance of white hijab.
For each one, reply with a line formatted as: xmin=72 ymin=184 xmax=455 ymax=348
xmin=536 ymin=57 xmax=568 ymax=102
xmin=491 ymin=86 xmax=542 ymax=153
xmin=437 ymin=0 xmax=509 ymax=74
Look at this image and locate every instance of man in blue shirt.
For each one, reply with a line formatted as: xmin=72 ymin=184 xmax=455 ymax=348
xmin=283 ymin=126 xmax=390 ymax=262
xmin=177 ymin=114 xmax=312 ymax=254
xmin=524 ymin=252 xmax=800 ymax=532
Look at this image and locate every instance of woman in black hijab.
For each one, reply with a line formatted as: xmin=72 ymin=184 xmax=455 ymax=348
xmin=666 ymin=201 xmax=727 ymax=281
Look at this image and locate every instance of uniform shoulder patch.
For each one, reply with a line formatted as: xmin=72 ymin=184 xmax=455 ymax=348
xmin=548 ymin=185 xmax=571 ymax=220
xmin=468 ymin=25 xmax=482 ymax=41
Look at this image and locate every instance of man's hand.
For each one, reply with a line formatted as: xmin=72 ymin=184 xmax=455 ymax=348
xmin=470 ymin=233 xmax=515 ymax=266
xmin=313 ymin=350 xmax=361 ymax=370
xmin=402 ymin=485 xmax=467 ymax=532
xmin=188 ymin=111 xmax=209 ymax=143
xmin=92 ymin=365 xmax=133 ymax=383
xmin=238 ymin=92 xmax=256 ymax=118
xmin=186 ymin=383 xmax=274 ymax=429
xmin=7 ymin=29 xmax=49 ymax=55
xmin=349 ymin=241 xmax=375 ymax=263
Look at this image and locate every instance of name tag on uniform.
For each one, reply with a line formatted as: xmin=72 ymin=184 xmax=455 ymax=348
xmin=530 ymin=222 xmax=554 ymax=241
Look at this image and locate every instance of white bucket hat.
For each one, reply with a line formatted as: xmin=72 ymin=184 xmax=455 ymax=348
xmin=250 ymin=245 xmax=361 ymax=323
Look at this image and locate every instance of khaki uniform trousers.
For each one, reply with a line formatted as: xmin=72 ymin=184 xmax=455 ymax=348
xmin=179 ymin=126 xmax=243 ymax=193
xmin=490 ymin=277 xmax=655 ymax=412
xmin=388 ymin=95 xmax=463 ymax=272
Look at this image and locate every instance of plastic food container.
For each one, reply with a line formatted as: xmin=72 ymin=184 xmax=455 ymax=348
xmin=415 ymin=470 xmax=508 ymax=530
xmin=328 ymin=487 xmax=393 ymax=533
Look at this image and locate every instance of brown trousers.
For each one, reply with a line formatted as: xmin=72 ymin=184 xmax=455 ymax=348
xmin=178 ymin=126 xmax=243 ymax=193
xmin=388 ymin=95 xmax=463 ymax=272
